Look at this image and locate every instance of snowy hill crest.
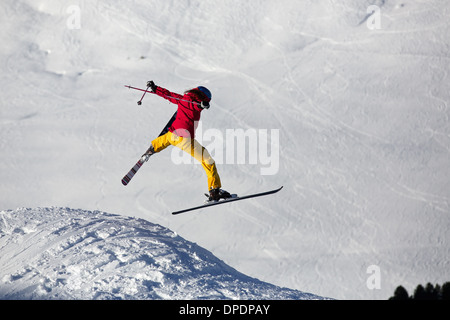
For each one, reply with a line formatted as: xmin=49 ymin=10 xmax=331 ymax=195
xmin=0 ymin=207 xmax=323 ymax=300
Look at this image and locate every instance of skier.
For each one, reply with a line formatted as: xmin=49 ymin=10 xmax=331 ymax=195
xmin=143 ymin=81 xmax=232 ymax=202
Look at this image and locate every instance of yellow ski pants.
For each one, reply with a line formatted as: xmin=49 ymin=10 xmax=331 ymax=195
xmin=151 ymin=131 xmax=221 ymax=190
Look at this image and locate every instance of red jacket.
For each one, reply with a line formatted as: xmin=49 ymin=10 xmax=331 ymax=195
xmin=155 ymin=86 xmax=203 ymax=138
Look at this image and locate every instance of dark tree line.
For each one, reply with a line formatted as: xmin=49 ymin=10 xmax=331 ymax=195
xmin=389 ymin=282 xmax=450 ymax=300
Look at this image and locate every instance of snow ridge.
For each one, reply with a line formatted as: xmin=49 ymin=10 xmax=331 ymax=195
xmin=0 ymin=207 xmax=323 ymax=300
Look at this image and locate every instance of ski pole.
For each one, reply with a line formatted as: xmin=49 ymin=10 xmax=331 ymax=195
xmin=136 ymin=84 xmax=150 ymax=105
xmin=125 ymin=85 xmax=201 ymax=106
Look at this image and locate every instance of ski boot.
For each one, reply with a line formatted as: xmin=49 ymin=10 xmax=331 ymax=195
xmin=205 ymin=188 xmax=232 ymax=203
xmin=141 ymin=145 xmax=155 ymax=162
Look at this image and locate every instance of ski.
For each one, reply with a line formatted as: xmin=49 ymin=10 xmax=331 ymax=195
xmin=121 ymin=155 xmax=149 ymax=186
xmin=171 ymin=186 xmax=283 ymax=215
xmin=121 ymin=111 xmax=178 ymax=186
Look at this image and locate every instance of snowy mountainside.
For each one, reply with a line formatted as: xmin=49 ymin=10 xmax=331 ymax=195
xmin=0 ymin=0 xmax=449 ymax=299
xmin=0 ymin=207 xmax=323 ymax=300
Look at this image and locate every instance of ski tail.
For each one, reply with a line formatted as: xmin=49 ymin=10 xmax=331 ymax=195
xmin=121 ymin=157 xmax=146 ymax=186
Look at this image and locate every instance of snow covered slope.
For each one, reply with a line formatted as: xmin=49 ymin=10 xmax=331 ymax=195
xmin=1 ymin=0 xmax=449 ymax=299
xmin=0 ymin=207 xmax=323 ymax=299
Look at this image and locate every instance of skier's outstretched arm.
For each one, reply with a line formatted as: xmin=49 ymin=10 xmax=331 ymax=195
xmin=147 ymin=80 xmax=183 ymax=105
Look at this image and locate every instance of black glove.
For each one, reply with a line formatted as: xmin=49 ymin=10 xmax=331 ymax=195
xmin=147 ymin=80 xmax=157 ymax=92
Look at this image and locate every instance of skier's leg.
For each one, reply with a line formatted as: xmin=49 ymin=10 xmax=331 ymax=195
xmin=197 ymin=145 xmax=222 ymax=190
xmin=173 ymin=136 xmax=221 ymax=190
xmin=151 ymin=131 xmax=174 ymax=153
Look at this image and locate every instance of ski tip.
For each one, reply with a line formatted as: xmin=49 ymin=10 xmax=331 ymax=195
xmin=271 ymin=186 xmax=284 ymax=193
